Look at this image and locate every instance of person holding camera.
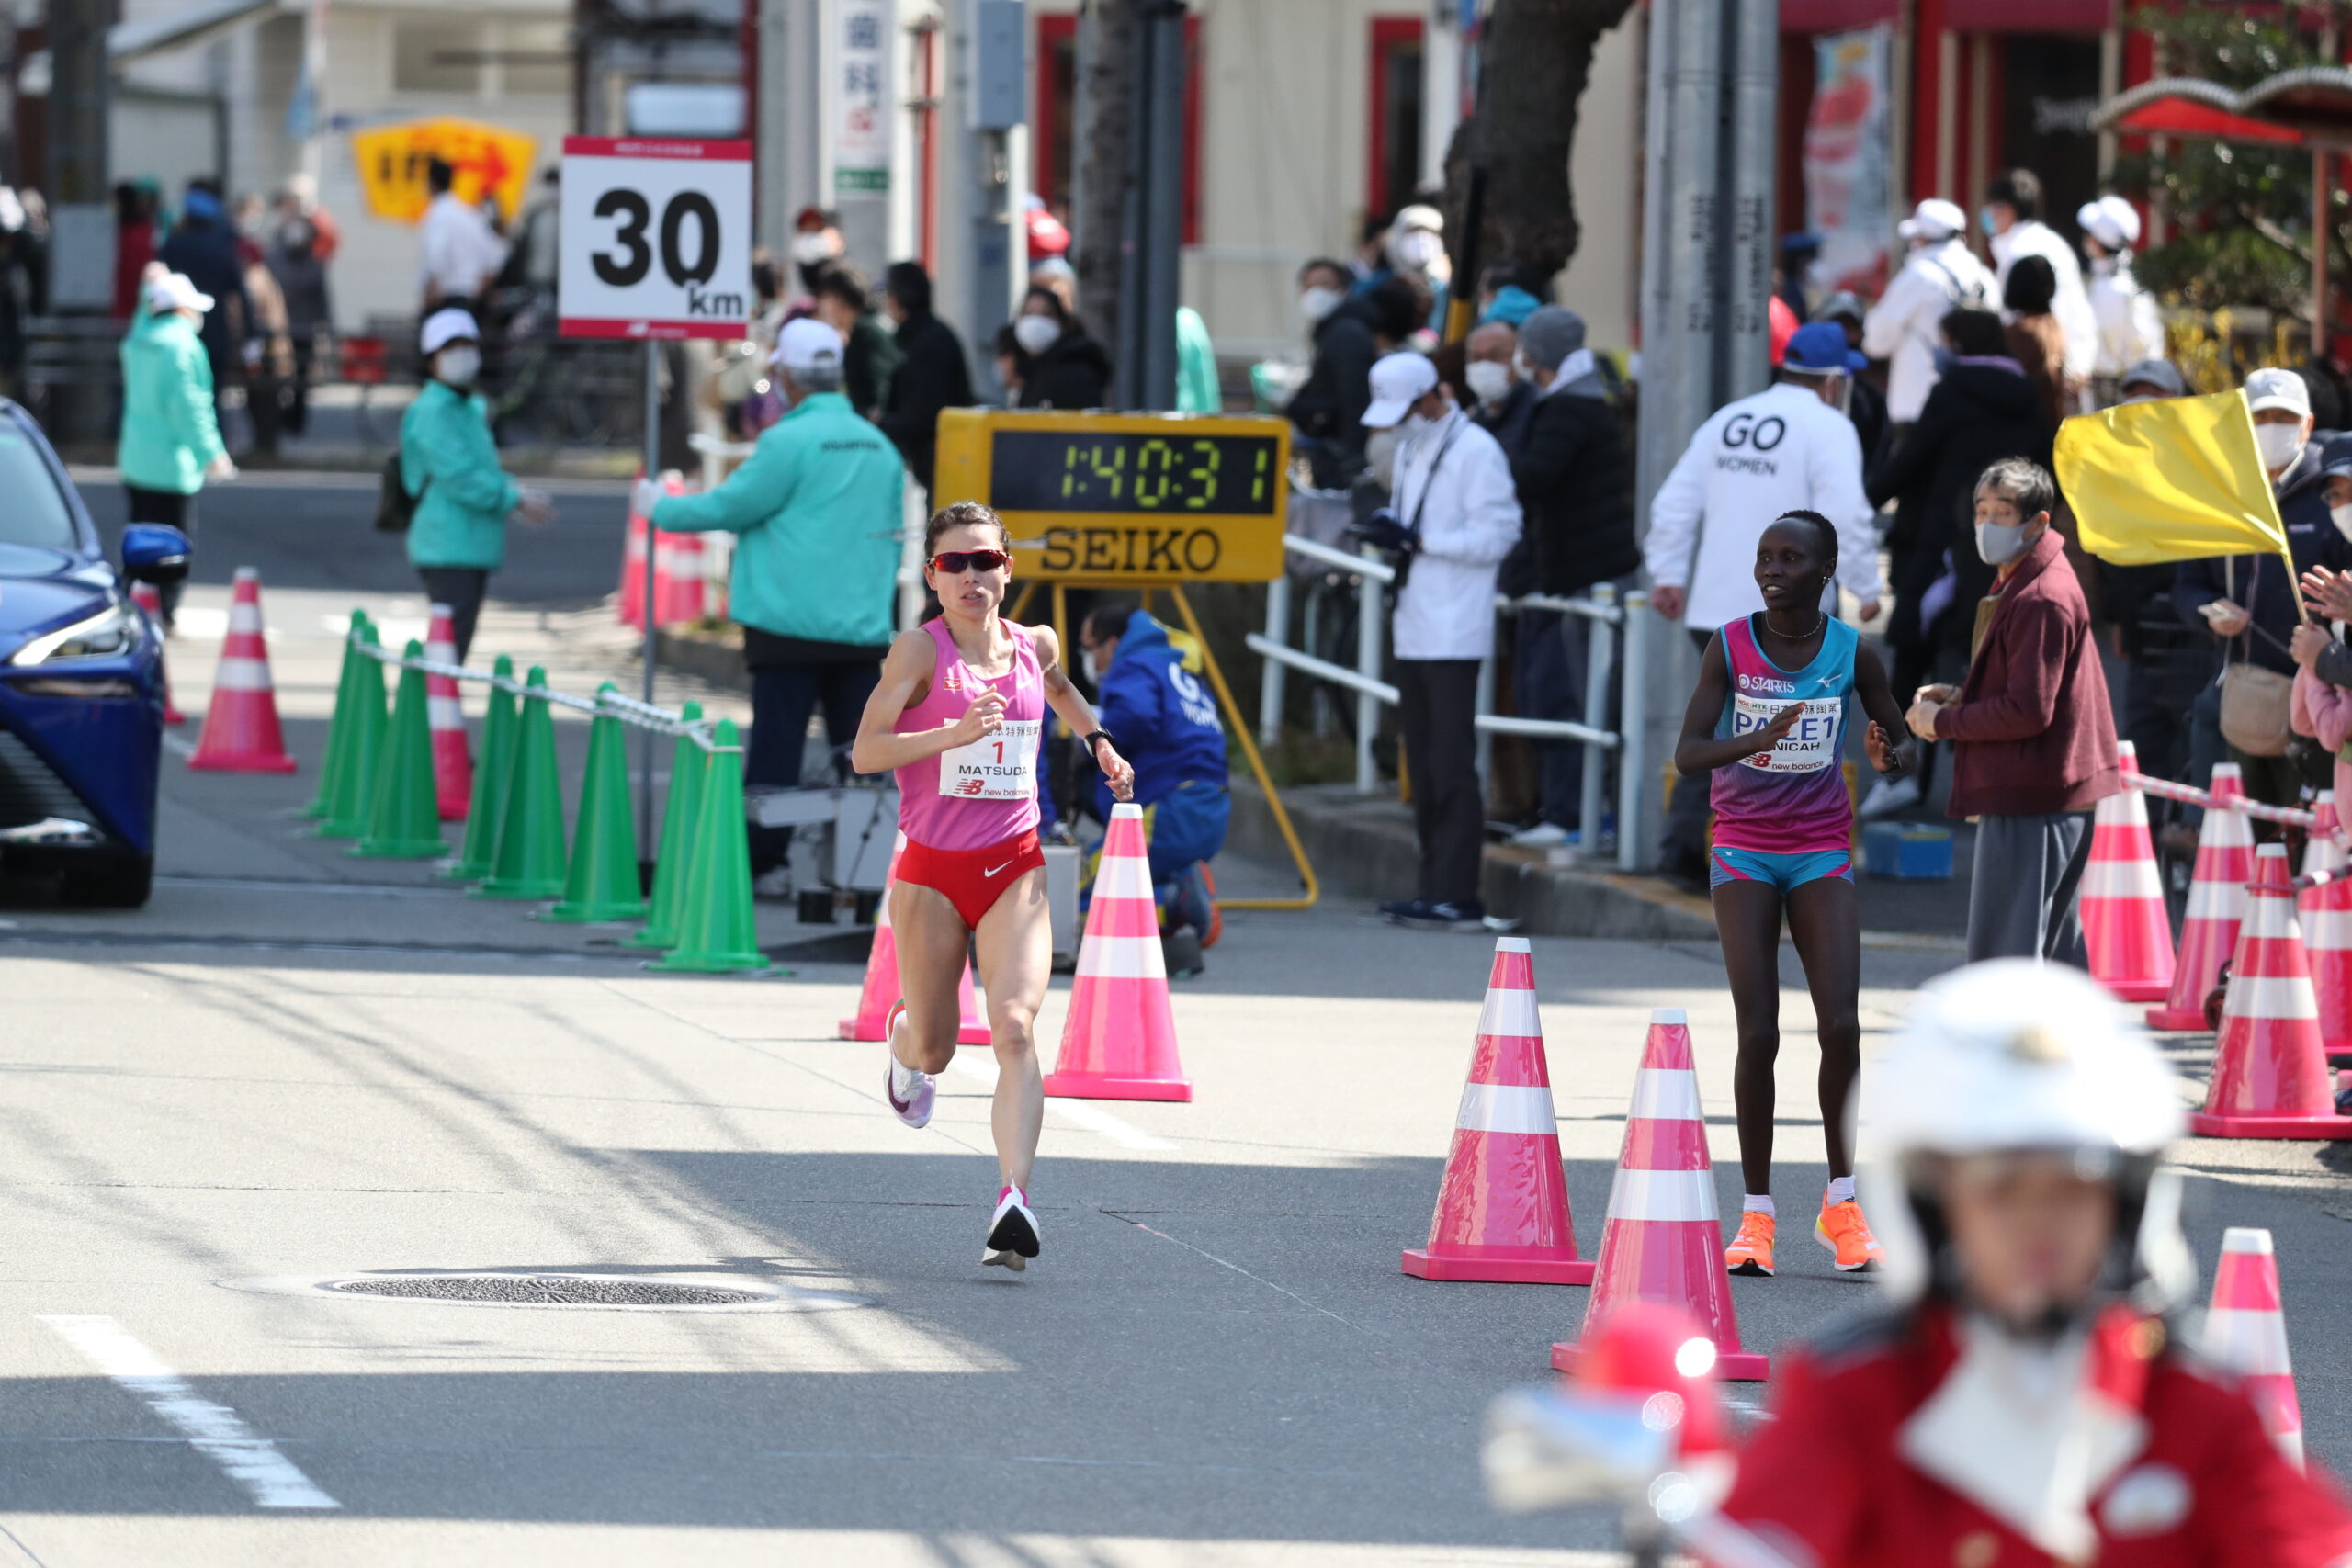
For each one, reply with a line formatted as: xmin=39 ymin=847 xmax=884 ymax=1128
xmin=1355 ymin=352 xmax=1524 ymax=931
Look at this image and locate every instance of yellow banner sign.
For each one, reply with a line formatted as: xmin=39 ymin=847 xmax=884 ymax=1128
xmin=351 ymin=118 xmax=538 ymax=226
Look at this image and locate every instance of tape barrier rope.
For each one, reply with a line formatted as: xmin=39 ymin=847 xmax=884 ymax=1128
xmin=350 ymin=632 xmax=731 ymax=753
xmin=2125 ymin=772 xmax=2318 ymax=829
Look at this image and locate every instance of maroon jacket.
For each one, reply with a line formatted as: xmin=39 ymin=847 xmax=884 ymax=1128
xmin=1940 ymin=525 xmax=2119 ymax=818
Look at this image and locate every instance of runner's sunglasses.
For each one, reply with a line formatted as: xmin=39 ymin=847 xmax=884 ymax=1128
xmin=929 ymin=548 xmax=1012 ymax=574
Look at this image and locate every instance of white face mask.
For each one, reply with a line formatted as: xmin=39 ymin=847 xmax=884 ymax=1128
xmin=1464 ymin=360 xmax=1513 ymax=406
xmin=436 ymin=345 xmax=481 ymax=387
xmin=1299 ymin=287 xmax=1342 ymax=324
xmin=2254 ymin=421 xmax=2306 ymax=474
xmin=1390 ymin=230 xmax=1442 ymax=273
xmin=2332 ymin=502 xmax=2352 ymax=543
xmin=1013 ymin=315 xmax=1061 ymax=355
xmin=790 ymin=231 xmax=837 ymax=266
xmin=1080 ymin=649 xmax=1101 ymax=683
xmin=1975 ymin=519 xmax=2032 ymax=568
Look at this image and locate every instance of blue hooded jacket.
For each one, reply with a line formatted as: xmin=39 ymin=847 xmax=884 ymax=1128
xmin=1092 ymin=610 xmax=1227 ymax=818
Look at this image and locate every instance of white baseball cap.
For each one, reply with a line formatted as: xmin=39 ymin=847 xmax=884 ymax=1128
xmin=2245 ymin=367 xmax=2312 ymax=418
xmin=2076 ymin=195 xmax=2142 ymax=252
xmin=146 ymin=271 xmax=214 ymax=316
xmin=1392 ymin=203 xmax=1444 ymax=236
xmin=771 ymin=315 xmax=845 ymax=375
xmin=1896 ymin=198 xmax=1967 ymax=243
xmin=419 ymin=308 xmax=480 ymax=355
xmin=1360 ymin=351 xmax=1439 ymax=428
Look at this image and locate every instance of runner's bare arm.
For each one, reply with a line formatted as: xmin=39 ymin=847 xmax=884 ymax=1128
xmin=1673 ymin=632 xmax=1798 ymax=775
xmin=849 ymin=627 xmax=1004 ymax=774
xmin=1032 ymin=625 xmax=1135 ymax=802
xmin=1855 ymin=638 xmax=1912 ymax=776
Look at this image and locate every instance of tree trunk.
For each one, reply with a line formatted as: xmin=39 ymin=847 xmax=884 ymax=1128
xmin=1073 ymin=0 xmax=1139 ymax=339
xmin=1443 ymin=0 xmax=1639 ymax=291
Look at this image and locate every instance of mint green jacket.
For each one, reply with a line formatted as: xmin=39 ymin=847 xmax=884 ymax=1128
xmin=117 ymin=312 xmax=227 ymax=495
xmin=653 ymin=391 xmax=907 ymax=649
xmin=400 ymin=379 xmax=522 ymax=570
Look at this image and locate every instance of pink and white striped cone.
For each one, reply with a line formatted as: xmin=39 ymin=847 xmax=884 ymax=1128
xmin=1044 ymin=802 xmax=1193 ymax=1102
xmin=128 ymin=582 xmax=184 ymax=726
xmin=1553 ymin=1010 xmax=1767 ymax=1382
xmin=2149 ymin=762 xmax=2255 ymax=1031
xmin=618 ymin=509 xmax=649 ymax=628
xmin=2202 ymin=1227 xmax=2305 ymax=1466
xmin=2297 ymin=794 xmax=2352 ymax=1063
xmin=424 ymin=603 xmax=473 ymax=821
xmin=837 ymin=832 xmax=990 ymax=1046
xmin=2083 ymin=741 xmax=2175 ymax=1004
xmin=653 ymin=527 xmax=707 ymax=626
xmin=2192 ymin=844 xmax=2352 ymax=1137
xmin=617 ymin=472 xmax=691 ymax=630
xmin=1402 ymin=938 xmax=1592 ymax=1285
xmin=187 ymin=568 xmax=297 ymax=773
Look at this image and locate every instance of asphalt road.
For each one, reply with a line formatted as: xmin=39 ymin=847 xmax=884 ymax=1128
xmin=0 ymin=477 xmax=2346 ymax=1566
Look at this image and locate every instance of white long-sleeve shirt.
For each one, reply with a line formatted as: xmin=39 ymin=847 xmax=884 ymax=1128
xmin=418 ymin=193 xmax=511 ymax=303
xmin=2086 ymin=257 xmax=2165 ymax=378
xmin=1388 ymin=407 xmax=1523 ymax=660
xmin=1860 ymin=238 xmax=1995 ymax=422
xmin=1642 ymin=381 xmax=1883 ymax=634
xmin=1992 ymin=220 xmax=2098 ymax=383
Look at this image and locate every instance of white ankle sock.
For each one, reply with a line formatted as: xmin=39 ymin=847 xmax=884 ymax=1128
xmin=1826 ymin=1176 xmax=1857 ymax=1206
xmin=890 ymin=1055 xmax=925 ymax=1092
xmin=1741 ymin=1194 xmax=1775 ymax=1217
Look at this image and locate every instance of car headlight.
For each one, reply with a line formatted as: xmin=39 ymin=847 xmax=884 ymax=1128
xmin=7 ymin=600 xmax=142 ymax=666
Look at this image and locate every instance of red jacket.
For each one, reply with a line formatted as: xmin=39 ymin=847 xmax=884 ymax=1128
xmin=1717 ymin=1305 xmax=2352 ymax=1568
xmin=1940 ymin=525 xmax=2119 ymax=818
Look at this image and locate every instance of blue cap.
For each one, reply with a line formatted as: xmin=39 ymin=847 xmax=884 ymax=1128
xmin=1481 ymin=285 xmax=1541 ymax=326
xmin=2322 ymin=433 xmax=2352 ymax=479
xmin=1783 ymin=320 xmax=1866 ymax=375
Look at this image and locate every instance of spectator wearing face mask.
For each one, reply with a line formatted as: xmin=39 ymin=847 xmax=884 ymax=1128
xmin=2173 ymin=367 xmax=2350 ymax=818
xmin=789 ymin=207 xmax=845 ymax=296
xmin=1862 ymin=198 xmax=1995 ymax=428
xmin=1981 ymin=168 xmax=2097 ymax=388
xmin=1011 ymin=285 xmax=1112 ymax=411
xmin=2288 ymin=438 xmax=2352 ymax=817
xmin=2077 ymin=196 xmax=2165 ymax=402
xmin=1811 ymin=290 xmax=1889 ymax=469
xmin=877 ymin=261 xmax=975 ymax=496
xmin=1464 ymin=321 xmax=1532 ymax=461
xmin=809 ymin=263 xmax=902 ymax=422
xmin=398 ymin=308 xmax=553 ymax=661
xmin=1385 ymin=204 xmax=1450 ymax=328
xmin=1287 ymin=257 xmax=1383 ymax=486
xmin=119 ymin=266 xmax=237 ymax=623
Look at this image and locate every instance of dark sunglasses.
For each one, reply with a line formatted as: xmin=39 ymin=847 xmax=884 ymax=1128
xmin=930 ymin=548 xmax=1011 ymax=575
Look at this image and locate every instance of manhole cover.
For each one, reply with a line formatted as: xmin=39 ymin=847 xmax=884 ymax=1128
xmin=219 ymin=1271 xmax=867 ymax=1314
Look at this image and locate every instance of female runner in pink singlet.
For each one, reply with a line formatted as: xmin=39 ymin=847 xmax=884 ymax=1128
xmin=851 ymin=502 xmax=1134 ymax=1270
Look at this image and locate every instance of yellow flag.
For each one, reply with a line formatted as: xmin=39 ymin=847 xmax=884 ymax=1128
xmin=2053 ymin=389 xmax=2287 ymax=567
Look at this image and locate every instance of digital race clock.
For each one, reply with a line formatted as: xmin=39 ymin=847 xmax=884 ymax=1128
xmin=932 ymin=409 xmax=1292 ymax=583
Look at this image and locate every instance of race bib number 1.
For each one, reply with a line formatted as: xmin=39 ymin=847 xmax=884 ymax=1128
xmin=940 ymin=719 xmax=1042 ymax=799
xmin=1733 ymin=695 xmax=1841 ymax=773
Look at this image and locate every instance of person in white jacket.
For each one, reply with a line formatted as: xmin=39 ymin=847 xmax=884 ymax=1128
xmin=1644 ymin=322 xmax=1884 ymax=889
xmin=1983 ymin=168 xmax=2098 ymax=388
xmin=2076 ymin=194 xmax=2165 ymax=393
xmin=1354 ymin=351 xmax=1523 ymax=931
xmin=1860 ymin=199 xmax=1995 ymax=425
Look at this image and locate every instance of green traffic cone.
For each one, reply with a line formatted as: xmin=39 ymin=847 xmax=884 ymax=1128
xmin=316 ymin=628 xmax=388 ymax=840
xmin=445 ymin=654 xmax=518 ymax=881
xmin=304 ymin=610 xmax=370 ymax=819
xmin=474 ymin=666 xmax=569 ymax=900
xmin=352 ymin=640 xmax=447 ymax=859
xmin=623 ymin=701 xmax=706 ymax=949
xmin=650 ymin=717 xmax=772 ymax=973
xmin=546 ymin=684 xmax=649 ymax=921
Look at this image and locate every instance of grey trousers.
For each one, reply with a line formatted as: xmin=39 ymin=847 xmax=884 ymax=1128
xmin=1966 ymin=810 xmax=2091 ymax=965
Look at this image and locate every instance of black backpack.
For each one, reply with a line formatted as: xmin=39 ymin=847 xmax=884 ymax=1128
xmin=372 ymin=452 xmax=428 ymax=532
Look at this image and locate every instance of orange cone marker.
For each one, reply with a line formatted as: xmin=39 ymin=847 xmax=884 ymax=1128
xmin=129 ymin=582 xmax=184 ymax=726
xmin=2083 ymin=741 xmax=2175 ymax=1004
xmin=1402 ymin=937 xmax=1591 ymax=1285
xmin=1044 ymin=802 xmax=1192 ymax=1102
xmin=2192 ymin=843 xmax=2352 ymax=1137
xmin=187 ymin=567 xmax=297 ymax=773
xmin=2298 ymin=794 xmax=2352 ymax=1062
xmin=2149 ymin=762 xmax=2254 ymax=1030
xmin=424 ymin=603 xmax=473 ymax=821
xmin=2202 ymin=1227 xmax=2305 ymax=1466
xmin=1553 ymin=1010 xmax=1766 ymax=1381
xmin=837 ymin=832 xmax=990 ymax=1047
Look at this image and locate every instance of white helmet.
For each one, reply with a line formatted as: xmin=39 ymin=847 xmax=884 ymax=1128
xmin=1861 ymin=961 xmax=2191 ymax=1311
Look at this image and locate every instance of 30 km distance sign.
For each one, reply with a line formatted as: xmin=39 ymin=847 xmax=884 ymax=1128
xmin=559 ymin=137 xmax=752 ymax=340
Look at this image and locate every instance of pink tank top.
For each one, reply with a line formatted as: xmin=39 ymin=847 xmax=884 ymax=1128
xmin=895 ymin=616 xmax=1046 ymax=852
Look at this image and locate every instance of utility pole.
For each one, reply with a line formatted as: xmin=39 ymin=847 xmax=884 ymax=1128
xmin=45 ymin=0 xmax=113 ymax=445
xmin=1071 ymin=0 xmax=1137 ymax=352
xmin=1112 ymin=0 xmax=1184 ymax=412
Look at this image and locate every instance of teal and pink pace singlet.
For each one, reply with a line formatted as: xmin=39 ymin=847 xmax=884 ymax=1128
xmin=1708 ymin=614 xmax=1858 ymax=889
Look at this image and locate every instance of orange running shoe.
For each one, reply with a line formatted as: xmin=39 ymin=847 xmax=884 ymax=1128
xmin=1815 ymin=1199 xmax=1884 ymax=1272
xmin=1724 ymin=1210 xmax=1776 ymax=1277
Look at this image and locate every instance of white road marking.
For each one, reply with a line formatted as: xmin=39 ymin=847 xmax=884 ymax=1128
xmin=947 ymin=1055 xmax=1175 ymax=1151
xmin=161 ymin=733 xmax=198 ymax=760
xmin=39 ymin=1315 xmax=339 ymax=1510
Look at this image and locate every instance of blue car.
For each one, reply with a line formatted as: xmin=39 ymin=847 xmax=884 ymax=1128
xmin=0 ymin=402 xmax=187 ymax=907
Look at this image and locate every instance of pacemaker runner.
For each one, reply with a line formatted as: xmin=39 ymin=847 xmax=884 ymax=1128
xmin=851 ymin=502 xmax=1135 ymax=1270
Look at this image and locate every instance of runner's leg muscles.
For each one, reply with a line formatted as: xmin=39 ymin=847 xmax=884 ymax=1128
xmin=1713 ymin=876 xmax=1786 ymax=1197
xmin=974 ymin=865 xmax=1054 ymax=1191
xmin=1785 ymin=874 xmax=1862 ymax=1181
xmin=889 ymin=877 xmax=968 ymax=1075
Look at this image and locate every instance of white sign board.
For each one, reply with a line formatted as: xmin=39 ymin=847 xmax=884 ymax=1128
xmin=559 ymin=137 xmax=753 ymax=341
xmin=836 ymin=0 xmax=892 ymax=194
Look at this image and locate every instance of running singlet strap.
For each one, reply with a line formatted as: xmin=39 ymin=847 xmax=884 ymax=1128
xmin=894 ymin=617 xmax=1047 ymax=852
xmin=1707 ymin=614 xmax=1858 ymax=856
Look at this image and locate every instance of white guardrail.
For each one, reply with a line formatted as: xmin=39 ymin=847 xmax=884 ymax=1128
xmin=1250 ymin=531 xmax=1648 ymax=873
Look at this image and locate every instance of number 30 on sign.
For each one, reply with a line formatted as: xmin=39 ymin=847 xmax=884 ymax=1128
xmin=559 ymin=137 xmax=752 ymax=340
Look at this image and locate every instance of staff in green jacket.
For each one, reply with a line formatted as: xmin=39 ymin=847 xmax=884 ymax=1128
xmin=119 ymin=268 xmax=237 ymax=622
xmin=645 ymin=316 xmax=909 ymax=893
xmin=398 ymin=308 xmax=552 ymax=661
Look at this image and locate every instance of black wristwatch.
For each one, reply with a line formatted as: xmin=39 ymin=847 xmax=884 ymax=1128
xmin=1082 ymin=729 xmax=1114 ymax=756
